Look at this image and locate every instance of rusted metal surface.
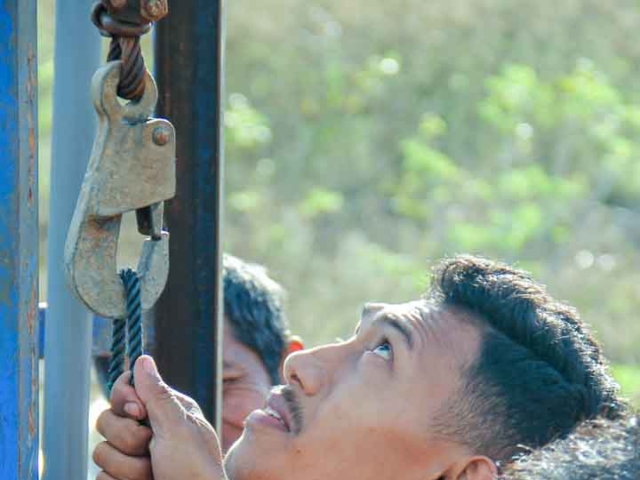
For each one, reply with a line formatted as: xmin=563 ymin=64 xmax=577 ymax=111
xmin=0 ymin=0 xmax=40 ymax=477
xmin=140 ymin=0 xmax=169 ymax=22
xmin=153 ymin=0 xmax=224 ymax=426
xmin=64 ymin=61 xmax=176 ymax=319
xmin=91 ymin=0 xmax=168 ymax=101
xmin=95 ymin=0 xmax=169 ymax=24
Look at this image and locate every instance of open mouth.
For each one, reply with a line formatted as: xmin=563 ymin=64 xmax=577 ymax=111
xmin=263 ymin=405 xmax=289 ymax=431
xmin=265 ymin=389 xmax=295 ymax=433
xmin=245 ymin=387 xmax=302 ymax=435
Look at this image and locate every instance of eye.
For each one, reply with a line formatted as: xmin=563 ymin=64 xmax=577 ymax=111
xmin=371 ymin=340 xmax=393 ymax=361
xmin=223 ymin=374 xmax=241 ymax=386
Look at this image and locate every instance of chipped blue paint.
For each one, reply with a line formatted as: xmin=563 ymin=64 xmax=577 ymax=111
xmin=0 ymin=0 xmax=39 ymax=478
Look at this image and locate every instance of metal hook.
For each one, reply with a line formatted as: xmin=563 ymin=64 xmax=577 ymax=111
xmin=64 ymin=61 xmax=176 ymax=319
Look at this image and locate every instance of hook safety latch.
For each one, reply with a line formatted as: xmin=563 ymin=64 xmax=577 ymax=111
xmin=65 ymin=61 xmax=176 ymax=319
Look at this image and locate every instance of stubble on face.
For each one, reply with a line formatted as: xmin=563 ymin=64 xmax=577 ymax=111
xmin=225 ymin=302 xmax=483 ymax=480
xmin=281 ymin=386 xmax=304 ymax=435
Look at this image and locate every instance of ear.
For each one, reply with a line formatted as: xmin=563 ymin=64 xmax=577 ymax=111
xmin=286 ymin=335 xmax=305 ymax=355
xmin=449 ymin=456 xmax=497 ymax=480
xmin=279 ymin=335 xmax=305 ymax=381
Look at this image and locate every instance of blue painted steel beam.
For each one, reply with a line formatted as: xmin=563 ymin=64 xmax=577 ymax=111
xmin=0 ymin=0 xmax=39 ymax=478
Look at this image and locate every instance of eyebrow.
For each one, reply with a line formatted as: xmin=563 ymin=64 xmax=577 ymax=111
xmin=354 ymin=312 xmax=415 ymax=350
xmin=378 ymin=315 xmax=414 ymax=350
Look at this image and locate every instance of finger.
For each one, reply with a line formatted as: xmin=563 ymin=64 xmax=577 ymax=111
xmin=133 ymin=355 xmax=188 ymax=437
xmin=96 ymin=409 xmax=152 ymax=456
xmin=93 ymin=441 xmax=152 ymax=480
xmin=111 ymin=371 xmax=148 ymax=420
xmin=96 ymin=471 xmax=118 ymax=480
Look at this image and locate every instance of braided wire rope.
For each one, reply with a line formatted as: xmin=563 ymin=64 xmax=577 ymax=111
xmin=107 ymin=318 xmax=126 ymax=393
xmin=121 ymin=268 xmax=143 ymax=385
xmin=106 ymin=269 xmax=143 ymax=395
xmin=90 ymin=1 xmax=153 ymax=101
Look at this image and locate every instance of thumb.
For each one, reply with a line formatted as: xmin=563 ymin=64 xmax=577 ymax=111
xmin=133 ymin=355 xmax=186 ymax=437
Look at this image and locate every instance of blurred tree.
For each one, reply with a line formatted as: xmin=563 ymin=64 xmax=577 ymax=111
xmin=39 ymin=0 xmax=640 ymax=364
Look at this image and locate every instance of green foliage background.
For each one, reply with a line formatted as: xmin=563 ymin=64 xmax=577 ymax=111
xmin=38 ymin=0 xmax=640 ymax=404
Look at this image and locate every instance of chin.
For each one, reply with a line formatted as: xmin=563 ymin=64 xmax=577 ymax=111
xmin=224 ymin=432 xmax=274 ymax=480
xmin=223 ymin=442 xmax=245 ymax=480
xmin=225 ymin=416 xmax=301 ymax=480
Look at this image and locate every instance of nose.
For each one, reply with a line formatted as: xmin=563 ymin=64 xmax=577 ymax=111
xmin=283 ymin=348 xmax=327 ymax=396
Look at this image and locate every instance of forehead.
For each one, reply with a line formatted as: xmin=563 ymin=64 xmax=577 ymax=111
xmin=222 ymin=318 xmax=267 ymax=372
xmin=359 ymin=301 xmax=481 ymax=361
xmin=359 ymin=300 xmax=428 ymax=328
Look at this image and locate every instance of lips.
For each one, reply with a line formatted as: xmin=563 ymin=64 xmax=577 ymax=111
xmin=263 ymin=405 xmax=288 ymax=430
xmin=264 ymin=391 xmax=293 ymax=433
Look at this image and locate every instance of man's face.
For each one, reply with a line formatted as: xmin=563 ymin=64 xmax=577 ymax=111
xmin=222 ymin=318 xmax=273 ymax=452
xmin=225 ymin=301 xmax=482 ymax=480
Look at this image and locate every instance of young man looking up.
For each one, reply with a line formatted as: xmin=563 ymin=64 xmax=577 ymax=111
xmin=94 ymin=255 xmax=622 ymax=480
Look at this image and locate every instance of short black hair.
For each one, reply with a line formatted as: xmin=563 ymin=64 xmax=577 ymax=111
xmin=501 ymin=415 xmax=640 ymax=480
xmin=427 ymin=255 xmax=622 ymax=461
xmin=223 ymin=254 xmax=288 ymax=384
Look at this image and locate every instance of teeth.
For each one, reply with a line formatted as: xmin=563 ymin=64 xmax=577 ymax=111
xmin=264 ymin=407 xmax=281 ymax=420
xmin=264 ymin=407 xmax=287 ymax=428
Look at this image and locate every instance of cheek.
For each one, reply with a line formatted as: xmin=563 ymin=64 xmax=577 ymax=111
xmin=302 ymin=368 xmax=407 ymax=449
xmin=222 ymin=421 xmax=244 ymax=453
xmin=223 ymin=385 xmax=270 ymax=427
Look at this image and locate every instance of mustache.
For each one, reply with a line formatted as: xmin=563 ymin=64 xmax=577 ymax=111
xmin=281 ymin=386 xmax=304 ymax=435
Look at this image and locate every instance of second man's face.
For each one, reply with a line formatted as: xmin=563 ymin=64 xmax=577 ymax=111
xmin=221 ymin=318 xmax=273 ymax=452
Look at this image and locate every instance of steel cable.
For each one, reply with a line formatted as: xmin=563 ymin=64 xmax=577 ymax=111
xmin=106 ymin=269 xmax=143 ymax=395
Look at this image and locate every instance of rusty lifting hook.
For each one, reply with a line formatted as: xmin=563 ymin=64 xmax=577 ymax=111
xmin=65 ymin=61 xmax=176 ymax=319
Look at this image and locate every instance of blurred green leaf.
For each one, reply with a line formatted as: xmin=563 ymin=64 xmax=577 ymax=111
xmin=300 ymin=188 xmax=345 ymax=218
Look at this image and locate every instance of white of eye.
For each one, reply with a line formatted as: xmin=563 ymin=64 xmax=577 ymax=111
xmin=372 ymin=342 xmax=392 ymax=361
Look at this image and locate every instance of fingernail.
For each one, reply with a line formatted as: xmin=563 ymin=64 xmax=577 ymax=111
xmin=124 ymin=402 xmax=141 ymax=418
xmin=141 ymin=356 xmax=158 ymax=376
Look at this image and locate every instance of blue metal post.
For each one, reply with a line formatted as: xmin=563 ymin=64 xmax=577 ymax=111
xmin=41 ymin=1 xmax=100 ymax=478
xmin=0 ymin=0 xmax=39 ymax=478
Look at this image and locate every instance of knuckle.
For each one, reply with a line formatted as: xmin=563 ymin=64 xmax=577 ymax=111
xmin=117 ymin=423 xmax=150 ymax=454
xmin=92 ymin=442 xmax=108 ymax=467
xmin=128 ymin=425 xmax=152 ymax=455
xmin=135 ymin=422 xmax=153 ymax=442
xmin=148 ymin=383 xmax=183 ymax=414
xmin=120 ymin=430 xmax=140 ymax=454
xmin=111 ymin=418 xmax=144 ymax=454
xmin=131 ymin=457 xmax=152 ymax=480
xmin=95 ymin=409 xmax=111 ymax=436
xmin=179 ymin=393 xmax=198 ymax=409
xmin=156 ymin=382 xmax=175 ymax=402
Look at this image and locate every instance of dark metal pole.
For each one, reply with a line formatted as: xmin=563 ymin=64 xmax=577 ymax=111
xmin=0 ymin=0 xmax=39 ymax=477
xmin=152 ymin=0 xmax=224 ymax=426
